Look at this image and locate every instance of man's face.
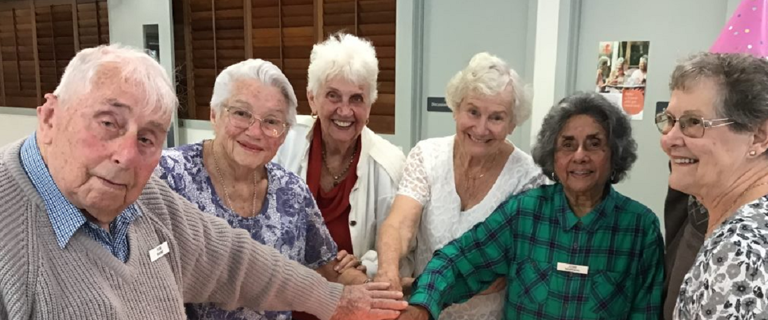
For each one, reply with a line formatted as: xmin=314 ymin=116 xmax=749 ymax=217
xmin=37 ymin=65 xmax=170 ymax=226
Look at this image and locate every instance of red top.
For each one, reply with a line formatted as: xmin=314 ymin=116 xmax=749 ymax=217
xmin=293 ymin=123 xmax=361 ymax=320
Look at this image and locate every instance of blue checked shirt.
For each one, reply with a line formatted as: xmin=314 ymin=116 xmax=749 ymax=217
xmin=20 ymin=134 xmax=141 ymax=263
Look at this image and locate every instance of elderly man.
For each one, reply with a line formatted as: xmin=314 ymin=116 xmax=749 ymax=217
xmin=0 ymin=44 xmax=406 ymax=320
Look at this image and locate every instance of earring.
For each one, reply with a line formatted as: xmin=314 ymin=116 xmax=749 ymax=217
xmin=310 ymin=111 xmax=318 ymax=119
xmin=550 ymin=172 xmax=559 ymax=182
xmin=749 ymin=150 xmax=758 ymax=157
xmin=610 ymin=171 xmax=616 ymax=183
xmin=365 ymin=118 xmax=370 ymax=125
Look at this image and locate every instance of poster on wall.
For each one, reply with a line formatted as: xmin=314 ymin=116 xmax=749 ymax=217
xmin=595 ymin=41 xmax=650 ymax=120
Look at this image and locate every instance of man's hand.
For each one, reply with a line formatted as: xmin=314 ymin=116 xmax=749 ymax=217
xmin=396 ymin=306 xmax=429 ymax=320
xmin=330 ymin=282 xmax=408 ymax=320
xmin=373 ymin=270 xmax=402 ymax=293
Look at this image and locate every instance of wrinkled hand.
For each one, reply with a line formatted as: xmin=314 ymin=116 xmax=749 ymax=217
xmin=477 ymin=278 xmax=506 ymax=295
xmin=334 ymin=250 xmax=366 ymax=274
xmin=373 ymin=270 xmax=402 ymax=293
xmin=330 ymin=282 xmax=408 ymax=320
xmin=396 ymin=306 xmax=429 ymax=320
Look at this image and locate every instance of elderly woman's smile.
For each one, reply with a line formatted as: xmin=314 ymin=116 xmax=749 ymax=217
xmin=237 ymin=140 xmax=264 ymax=153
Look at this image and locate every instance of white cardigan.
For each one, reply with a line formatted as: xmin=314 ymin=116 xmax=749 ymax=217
xmin=273 ymin=115 xmax=412 ymax=277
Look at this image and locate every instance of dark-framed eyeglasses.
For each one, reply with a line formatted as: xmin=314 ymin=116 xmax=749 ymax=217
xmin=224 ymin=106 xmax=288 ymax=138
xmin=654 ymin=112 xmax=733 ymax=138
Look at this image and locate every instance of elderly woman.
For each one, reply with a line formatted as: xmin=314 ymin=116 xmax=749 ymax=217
xmin=596 ymin=56 xmax=610 ymax=92
xmin=628 ymin=56 xmax=648 ymax=86
xmin=398 ymin=92 xmax=664 ymax=320
xmin=608 ymin=57 xmax=628 ymax=86
xmin=657 ymin=53 xmax=768 ymax=319
xmin=375 ymin=52 xmax=547 ymax=319
xmin=273 ymin=33 xmax=407 ymax=282
xmin=155 ymin=59 xmax=368 ymax=320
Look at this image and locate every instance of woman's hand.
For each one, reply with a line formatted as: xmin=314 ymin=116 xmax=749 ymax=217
xmin=334 ymin=250 xmax=366 ymax=274
xmin=374 ymin=270 xmax=403 ymax=293
xmin=477 ymin=278 xmax=506 ymax=295
xmin=396 ymin=306 xmax=429 ymax=320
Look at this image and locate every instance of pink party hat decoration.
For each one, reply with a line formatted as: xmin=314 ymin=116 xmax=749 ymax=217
xmin=710 ymin=0 xmax=767 ymax=58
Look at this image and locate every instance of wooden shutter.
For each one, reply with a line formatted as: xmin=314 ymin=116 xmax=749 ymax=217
xmin=76 ymin=0 xmax=109 ymax=48
xmin=281 ymin=0 xmax=314 ymax=115
xmin=0 ymin=0 xmax=110 ymax=108
xmin=184 ymin=0 xmax=245 ymax=120
xmin=358 ymin=0 xmax=395 ymax=133
xmin=174 ymin=0 xmax=396 ymax=133
xmin=172 ymin=0 xmax=190 ymax=119
xmin=321 ymin=0 xmax=395 ymax=133
xmin=0 ymin=3 xmax=38 ymax=107
xmin=35 ymin=2 xmax=76 ymax=96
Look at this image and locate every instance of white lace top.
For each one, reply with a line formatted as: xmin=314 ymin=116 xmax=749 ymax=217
xmin=398 ymin=136 xmax=548 ymax=320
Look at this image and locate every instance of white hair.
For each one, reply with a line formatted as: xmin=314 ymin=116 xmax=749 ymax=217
xmin=54 ymin=44 xmax=177 ymax=122
xmin=210 ymin=59 xmax=298 ymax=126
xmin=445 ymin=52 xmax=533 ymax=126
xmin=307 ymin=33 xmax=379 ymax=104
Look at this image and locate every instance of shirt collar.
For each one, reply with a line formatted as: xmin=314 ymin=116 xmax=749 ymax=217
xmin=554 ymin=183 xmax=616 ymax=232
xmin=19 ymin=133 xmax=142 ymax=248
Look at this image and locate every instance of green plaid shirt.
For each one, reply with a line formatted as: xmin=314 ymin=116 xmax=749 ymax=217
xmin=409 ymin=184 xmax=664 ymax=320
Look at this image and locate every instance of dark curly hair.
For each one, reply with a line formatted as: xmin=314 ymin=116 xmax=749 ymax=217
xmin=532 ymin=92 xmax=638 ymax=184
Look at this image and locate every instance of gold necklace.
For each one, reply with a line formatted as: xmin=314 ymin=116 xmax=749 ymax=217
xmin=209 ymin=140 xmax=259 ymax=217
xmin=322 ymin=144 xmax=357 ymax=186
xmin=457 ymin=147 xmax=502 ymax=180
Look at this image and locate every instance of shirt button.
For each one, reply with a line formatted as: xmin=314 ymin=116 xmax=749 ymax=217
xmin=350 ymin=220 xmax=357 ymax=227
xmin=573 ymin=243 xmax=578 ymax=249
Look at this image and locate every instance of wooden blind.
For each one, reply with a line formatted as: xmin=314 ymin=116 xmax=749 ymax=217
xmin=174 ymin=0 xmax=396 ymax=134
xmin=0 ymin=0 xmax=109 ymax=108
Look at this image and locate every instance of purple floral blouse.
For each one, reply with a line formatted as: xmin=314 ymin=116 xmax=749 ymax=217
xmin=154 ymin=142 xmax=337 ymax=320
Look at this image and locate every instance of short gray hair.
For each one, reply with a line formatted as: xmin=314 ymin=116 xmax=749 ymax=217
xmin=307 ymin=33 xmax=378 ymax=104
xmin=445 ymin=52 xmax=532 ymax=126
xmin=54 ymin=44 xmax=177 ymax=121
xmin=532 ymin=92 xmax=637 ymax=184
xmin=670 ymin=52 xmax=768 ymax=135
xmin=210 ymin=59 xmax=298 ymax=126
xmin=614 ymin=57 xmax=626 ymax=70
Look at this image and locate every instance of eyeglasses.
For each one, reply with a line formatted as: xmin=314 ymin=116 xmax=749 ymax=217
xmin=224 ymin=106 xmax=288 ymax=138
xmin=654 ymin=112 xmax=733 ymax=138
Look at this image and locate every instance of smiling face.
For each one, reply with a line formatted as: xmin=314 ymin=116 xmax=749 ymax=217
xmin=210 ymin=78 xmax=289 ymax=170
xmin=37 ymin=65 xmax=170 ymax=224
xmin=453 ymin=89 xmax=516 ymax=158
xmin=661 ymin=78 xmax=753 ymax=198
xmin=553 ymin=114 xmax=612 ymax=199
xmin=307 ymin=76 xmax=371 ymax=147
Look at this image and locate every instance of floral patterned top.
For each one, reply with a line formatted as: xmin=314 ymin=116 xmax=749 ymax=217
xmin=675 ymin=196 xmax=768 ymax=319
xmin=154 ymin=142 xmax=338 ymax=320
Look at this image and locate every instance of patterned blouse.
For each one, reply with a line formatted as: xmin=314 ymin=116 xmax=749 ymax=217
xmin=154 ymin=142 xmax=338 ymax=320
xmin=675 ymin=196 xmax=768 ymax=319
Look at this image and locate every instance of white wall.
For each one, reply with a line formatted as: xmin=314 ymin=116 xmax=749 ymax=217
xmin=107 ymin=0 xmax=177 ymax=146
xmin=571 ymin=0 xmax=730 ymax=220
xmin=0 ymin=110 xmax=37 ymax=146
xmin=417 ymin=0 xmax=535 ymax=151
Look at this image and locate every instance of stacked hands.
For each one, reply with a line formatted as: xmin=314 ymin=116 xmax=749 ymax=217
xmin=367 ymin=266 xmax=506 ymax=320
xmin=331 ymin=251 xmax=416 ymax=320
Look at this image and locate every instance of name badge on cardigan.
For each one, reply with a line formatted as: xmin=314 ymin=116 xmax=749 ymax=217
xmin=557 ymin=262 xmax=589 ymax=275
xmin=149 ymin=242 xmax=170 ymax=262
